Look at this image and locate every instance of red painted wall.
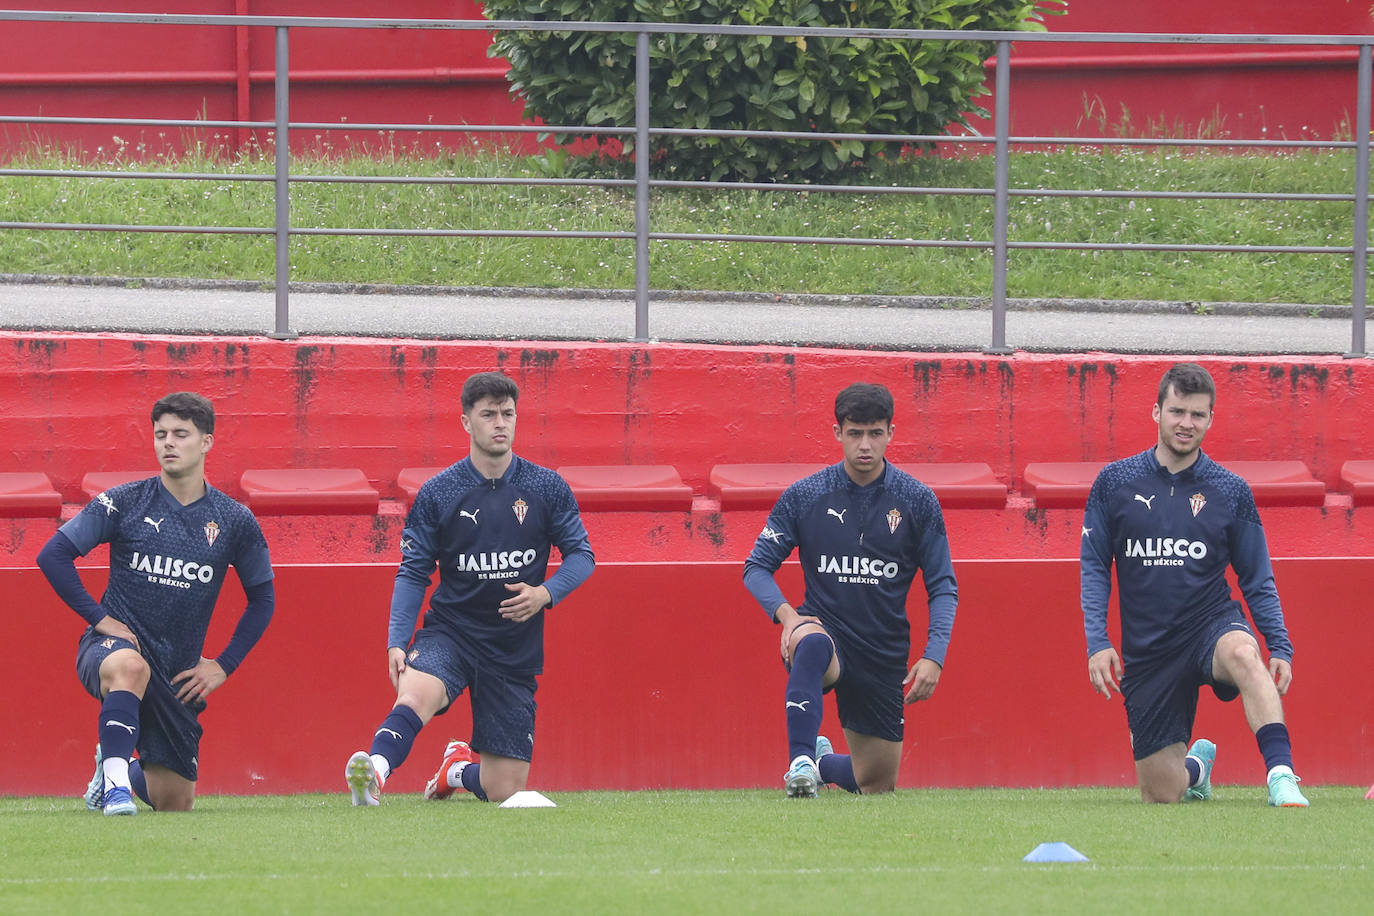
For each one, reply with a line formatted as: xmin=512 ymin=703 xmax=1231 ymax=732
xmin=3 ymin=558 xmax=1369 ymax=795
xmin=1 ymin=1 xmax=1370 ymax=159
xmin=5 ymin=332 xmax=1372 ymax=498
xmin=4 ymin=332 xmax=1371 ymax=792
xmin=5 ymin=331 xmax=1373 ymax=567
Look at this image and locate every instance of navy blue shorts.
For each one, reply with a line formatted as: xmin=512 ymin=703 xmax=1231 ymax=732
xmin=831 ymin=642 xmax=906 ymax=743
xmin=406 ymin=628 xmax=538 ymax=762
xmin=75 ymin=629 xmax=204 ymax=782
xmin=1121 ymin=606 xmax=1253 ymax=761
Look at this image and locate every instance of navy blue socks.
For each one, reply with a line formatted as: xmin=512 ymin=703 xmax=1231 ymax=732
xmin=1184 ymin=756 xmax=1202 ymax=787
xmin=819 ymin=753 xmax=860 ymax=793
xmin=99 ymin=690 xmax=141 ymax=792
xmin=460 ymin=762 xmax=488 ymax=801
xmin=128 ymin=759 xmax=151 ymax=807
xmin=369 ymin=705 xmax=423 ymax=772
xmin=1255 ymin=722 xmax=1294 ymax=772
xmin=786 ymin=633 xmax=831 ymax=763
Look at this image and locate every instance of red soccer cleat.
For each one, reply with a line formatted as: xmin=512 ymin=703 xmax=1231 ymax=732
xmin=422 ymin=740 xmax=478 ymax=800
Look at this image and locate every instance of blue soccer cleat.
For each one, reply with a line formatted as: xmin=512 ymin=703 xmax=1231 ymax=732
xmin=1184 ymin=738 xmax=1216 ymax=802
xmin=102 ymin=786 xmax=136 ymax=817
xmin=815 ymin=735 xmax=834 ymax=761
xmin=785 ymin=755 xmax=819 ymax=798
xmin=83 ymin=743 xmax=104 ymax=811
xmin=1267 ymin=766 xmax=1309 ymax=808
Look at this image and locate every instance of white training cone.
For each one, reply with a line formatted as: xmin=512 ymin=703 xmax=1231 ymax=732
xmin=499 ymin=790 xmax=557 ymax=808
xmin=1023 ymin=842 xmax=1089 ymax=863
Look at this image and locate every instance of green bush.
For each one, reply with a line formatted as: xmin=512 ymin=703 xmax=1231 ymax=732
xmin=482 ymin=0 xmax=1064 ymax=180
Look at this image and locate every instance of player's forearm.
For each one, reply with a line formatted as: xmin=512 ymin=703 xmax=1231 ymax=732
xmin=214 ymin=579 xmax=275 ymax=676
xmin=37 ymin=531 xmax=106 ymax=625
xmin=1231 ymin=522 xmax=1293 ymax=660
xmin=387 ymin=577 xmax=427 ymax=649
xmin=542 ymin=547 xmax=594 ymax=606
xmin=921 ymin=591 xmax=957 ymax=667
xmin=743 ymin=562 xmax=789 ymax=621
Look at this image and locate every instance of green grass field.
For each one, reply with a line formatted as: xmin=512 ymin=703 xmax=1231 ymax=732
xmin=2 ymin=788 xmax=1369 ymax=913
xmin=1 ymin=145 xmax=1366 ymax=306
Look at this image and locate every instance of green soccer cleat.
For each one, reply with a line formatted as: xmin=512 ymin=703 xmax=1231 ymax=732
xmin=1267 ymin=767 xmax=1309 ymax=808
xmin=1184 ymin=738 xmax=1216 ymax=802
xmin=784 ymin=755 xmax=819 ymax=799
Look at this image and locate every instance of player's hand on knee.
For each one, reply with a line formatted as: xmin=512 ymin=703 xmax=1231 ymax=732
xmin=172 ymin=656 xmax=227 ymax=704
xmin=1088 ymin=647 xmax=1122 ymax=699
xmin=1269 ymin=657 xmax=1293 ymax=695
xmin=902 ymin=657 xmax=942 ymax=703
xmin=387 ymin=646 xmax=408 ymax=690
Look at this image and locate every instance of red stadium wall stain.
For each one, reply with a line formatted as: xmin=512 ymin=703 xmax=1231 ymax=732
xmin=1 ymin=559 xmax=1369 ymax=794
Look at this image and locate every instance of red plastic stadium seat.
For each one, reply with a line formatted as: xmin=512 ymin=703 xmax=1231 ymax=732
xmin=0 ymin=472 xmax=62 ymax=517
xmin=708 ymin=463 xmax=826 ymax=510
xmin=239 ymin=468 xmax=380 ymax=515
xmin=81 ymin=470 xmax=152 ymax=499
xmin=1340 ymin=460 xmax=1374 ymax=506
xmin=557 ymin=465 xmax=694 ymax=512
xmin=907 ymin=463 xmax=1008 ymax=509
xmin=1225 ymin=460 xmax=1326 ymax=507
xmin=1022 ymin=462 xmax=1105 ymax=508
xmin=397 ymin=466 xmax=448 ymax=510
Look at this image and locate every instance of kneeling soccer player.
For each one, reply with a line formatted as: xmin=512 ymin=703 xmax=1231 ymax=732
xmin=1082 ymin=362 xmax=1308 ymax=806
xmin=345 ymin=371 xmax=594 ymax=806
xmin=37 ymin=392 xmax=275 ymax=814
xmin=743 ymin=382 xmax=958 ymax=796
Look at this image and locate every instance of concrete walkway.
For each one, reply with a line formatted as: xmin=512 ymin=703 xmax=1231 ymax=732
xmin=1 ymin=275 xmax=1369 ymax=356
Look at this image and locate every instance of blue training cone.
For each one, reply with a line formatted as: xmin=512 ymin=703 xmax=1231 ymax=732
xmin=1023 ymin=842 xmax=1090 ymax=863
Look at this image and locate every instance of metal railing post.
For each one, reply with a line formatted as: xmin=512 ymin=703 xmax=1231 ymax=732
xmin=984 ymin=40 xmax=1013 ymax=356
xmin=1348 ymin=42 xmax=1371 ymax=358
xmin=633 ymin=30 xmax=651 ymax=343
xmin=269 ymin=25 xmax=297 ymax=340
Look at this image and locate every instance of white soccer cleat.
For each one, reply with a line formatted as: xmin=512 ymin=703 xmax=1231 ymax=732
xmin=346 ymin=751 xmax=385 ymax=807
xmin=83 ymin=743 xmax=104 ymax=810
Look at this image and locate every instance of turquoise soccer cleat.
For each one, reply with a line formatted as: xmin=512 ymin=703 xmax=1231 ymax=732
xmin=1267 ymin=767 xmax=1309 ymax=808
xmin=815 ymin=735 xmax=834 ymax=761
xmin=1184 ymin=738 xmax=1216 ymax=802
xmin=784 ymin=755 xmax=819 ymax=798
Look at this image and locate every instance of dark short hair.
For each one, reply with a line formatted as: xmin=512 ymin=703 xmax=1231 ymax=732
xmin=461 ymin=371 xmax=520 ymax=412
xmin=151 ymin=392 xmax=214 ymax=435
xmin=834 ymin=382 xmax=894 ymax=426
xmin=1156 ymin=362 xmax=1216 ymax=408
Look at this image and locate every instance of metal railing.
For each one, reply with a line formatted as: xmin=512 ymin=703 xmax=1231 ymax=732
xmin=0 ymin=10 xmax=1370 ymax=356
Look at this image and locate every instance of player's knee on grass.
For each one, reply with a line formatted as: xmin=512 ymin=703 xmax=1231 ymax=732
xmin=479 ymin=758 xmax=530 ymax=803
xmin=100 ymin=649 xmax=151 ymax=695
xmin=1136 ymin=749 xmax=1189 ymax=804
xmin=144 ymin=765 xmax=196 ymax=812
